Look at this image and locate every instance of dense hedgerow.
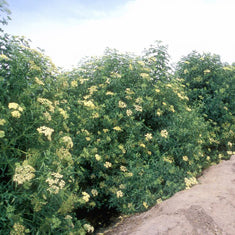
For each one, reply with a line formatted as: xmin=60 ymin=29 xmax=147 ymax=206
xmin=1 ymin=3 xmax=234 ymax=233
xmin=175 ymin=51 xmax=235 ymax=160
xmin=1 ymin=37 xmax=231 ymax=234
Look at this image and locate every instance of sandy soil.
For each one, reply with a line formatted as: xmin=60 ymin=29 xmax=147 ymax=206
xmin=103 ymin=155 xmax=235 ymax=235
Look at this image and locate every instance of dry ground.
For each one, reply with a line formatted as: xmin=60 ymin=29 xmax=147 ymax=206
xmin=102 ymin=155 xmax=235 ymax=235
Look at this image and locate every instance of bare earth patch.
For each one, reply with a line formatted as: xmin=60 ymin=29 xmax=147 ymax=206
xmin=103 ymin=155 xmax=235 ymax=235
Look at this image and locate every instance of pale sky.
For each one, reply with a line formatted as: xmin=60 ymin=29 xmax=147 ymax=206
xmin=4 ymin=0 xmax=235 ymax=69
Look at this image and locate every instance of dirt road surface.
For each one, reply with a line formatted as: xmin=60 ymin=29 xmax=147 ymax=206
xmin=104 ymin=155 xmax=235 ymax=235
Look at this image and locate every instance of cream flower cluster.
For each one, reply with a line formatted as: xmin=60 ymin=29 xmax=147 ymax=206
xmin=116 ymin=190 xmax=123 ymax=198
xmin=79 ymin=78 xmax=89 ymax=84
xmin=227 ymin=142 xmax=232 ymax=148
xmin=58 ymin=108 xmax=69 ymax=119
xmin=135 ymin=97 xmax=143 ymax=103
xmin=43 ymin=111 xmax=52 ymax=122
xmin=61 ymin=136 xmax=73 ymax=148
xmin=118 ymin=144 xmax=126 ymax=154
xmin=106 ymin=91 xmax=115 ymax=95
xmin=91 ymin=189 xmax=98 ymax=197
xmin=13 ymin=162 xmax=35 ymax=185
xmin=143 ymin=202 xmax=148 ymax=209
xmin=118 ymin=101 xmax=127 ymax=108
xmin=125 ymin=88 xmax=135 ymax=95
xmin=8 ymin=102 xmax=24 ymax=118
xmin=88 ymin=85 xmax=98 ymax=94
xmin=95 ymin=154 xmax=101 ymax=161
xmin=34 ymin=77 xmax=44 ymax=86
xmin=0 ymin=119 xmax=6 ymax=138
xmin=0 ymin=119 xmax=6 ymax=125
xmin=83 ymin=100 xmax=96 ymax=109
xmin=183 ymin=156 xmax=189 ymax=161
xmin=46 ymin=172 xmax=65 ymax=194
xmin=0 ymin=54 xmax=9 ymax=60
xmin=126 ymin=109 xmax=133 ymax=116
xmin=8 ymin=102 xmax=23 ymax=111
xmin=37 ymin=98 xmax=55 ymax=112
xmin=139 ymin=143 xmax=146 ymax=148
xmin=83 ymin=224 xmax=94 ymax=233
xmin=0 ymin=130 xmax=5 ymax=138
xmin=37 ymin=126 xmax=54 ymax=141
xmin=134 ymin=104 xmax=143 ymax=112
xmin=145 ymin=133 xmax=153 ymax=141
xmin=56 ymin=147 xmax=72 ymax=163
xmin=10 ymin=223 xmax=29 ymax=235
xmin=140 ymin=73 xmax=150 ymax=79
xmin=176 ymin=92 xmax=189 ymax=101
xmin=184 ymin=177 xmax=198 ymax=189
xmin=160 ymin=129 xmax=168 ymax=138
xmin=104 ymin=161 xmax=112 ymax=168
xmin=82 ymin=192 xmax=90 ymax=202
xmin=120 ymin=165 xmax=128 ymax=172
xmin=71 ymin=80 xmax=78 ymax=87
xmin=113 ymin=126 xmax=122 ymax=131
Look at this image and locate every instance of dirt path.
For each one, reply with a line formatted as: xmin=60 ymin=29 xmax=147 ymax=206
xmin=103 ymin=155 xmax=235 ymax=235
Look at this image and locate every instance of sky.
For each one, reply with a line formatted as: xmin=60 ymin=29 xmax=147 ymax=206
xmin=3 ymin=0 xmax=235 ymax=69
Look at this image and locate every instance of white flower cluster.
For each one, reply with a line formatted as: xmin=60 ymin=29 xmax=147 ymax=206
xmin=61 ymin=136 xmax=73 ymax=148
xmin=82 ymin=192 xmax=90 ymax=202
xmin=37 ymin=98 xmax=55 ymax=112
xmin=0 ymin=119 xmax=6 ymax=138
xmin=160 ymin=129 xmax=168 ymax=138
xmin=184 ymin=177 xmax=198 ymax=189
xmin=13 ymin=162 xmax=35 ymax=185
xmin=83 ymin=224 xmax=94 ymax=233
xmin=37 ymin=126 xmax=54 ymax=141
xmin=8 ymin=102 xmax=24 ymax=118
xmin=46 ymin=172 xmax=65 ymax=194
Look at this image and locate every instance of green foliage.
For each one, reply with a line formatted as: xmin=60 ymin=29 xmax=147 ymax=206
xmin=0 ymin=0 xmax=11 ymax=31
xmin=1 ymin=36 xmax=230 ymax=234
xmin=0 ymin=7 xmax=234 ymax=233
xmin=142 ymin=40 xmax=172 ymax=81
xmin=59 ymin=49 xmax=210 ymax=216
xmin=175 ymin=51 xmax=235 ymax=158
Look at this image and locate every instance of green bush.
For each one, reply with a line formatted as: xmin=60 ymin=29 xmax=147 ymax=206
xmin=175 ymin=51 xmax=235 ymax=160
xmin=1 ymin=35 xmax=219 ymax=234
xmin=0 ymin=4 xmax=234 ymax=232
xmin=0 ymin=0 xmax=11 ymax=32
xmin=60 ymin=48 xmax=211 ymax=213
